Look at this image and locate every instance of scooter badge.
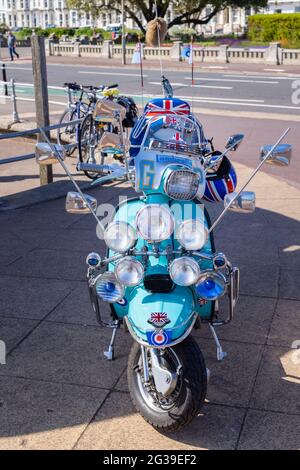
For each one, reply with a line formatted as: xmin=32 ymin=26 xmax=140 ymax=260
xmin=147 ymin=312 xmax=170 ymax=328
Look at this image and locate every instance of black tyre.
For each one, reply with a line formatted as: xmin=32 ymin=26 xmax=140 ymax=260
xmin=57 ymin=104 xmax=88 ymax=156
xmin=127 ymin=335 xmax=207 ymax=432
xmin=78 ymin=114 xmax=103 ymax=179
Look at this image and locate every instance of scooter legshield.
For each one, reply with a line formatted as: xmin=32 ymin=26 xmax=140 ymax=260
xmin=124 ymin=284 xmax=197 ymax=348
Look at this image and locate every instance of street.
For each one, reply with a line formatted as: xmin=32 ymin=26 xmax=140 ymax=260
xmin=3 ymin=60 xmax=300 ymax=115
xmin=0 ymin=54 xmax=300 ymax=450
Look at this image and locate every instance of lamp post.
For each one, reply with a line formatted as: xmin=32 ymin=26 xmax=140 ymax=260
xmin=121 ymin=0 xmax=126 ymax=65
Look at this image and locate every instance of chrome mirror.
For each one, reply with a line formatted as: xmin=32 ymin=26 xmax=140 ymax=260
xmin=225 ymin=134 xmax=244 ymax=151
xmin=35 ymin=142 xmax=66 ymax=165
xmin=260 ymin=143 xmax=292 ymax=167
xmin=92 ymin=99 xmax=126 ymax=123
xmin=99 ymin=132 xmax=130 ymax=154
xmin=66 ymin=191 xmax=97 ymax=214
xmin=224 ymin=191 xmax=256 ymax=213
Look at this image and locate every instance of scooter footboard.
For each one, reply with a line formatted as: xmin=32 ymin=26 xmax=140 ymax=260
xmin=124 ymin=285 xmax=197 ymax=348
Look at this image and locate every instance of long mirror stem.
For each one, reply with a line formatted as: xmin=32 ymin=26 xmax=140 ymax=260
xmin=39 ymin=128 xmax=105 ymax=235
xmin=208 ymin=127 xmax=291 ymax=234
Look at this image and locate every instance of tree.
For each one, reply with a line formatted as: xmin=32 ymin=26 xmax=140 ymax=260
xmin=67 ymin=0 xmax=268 ymax=34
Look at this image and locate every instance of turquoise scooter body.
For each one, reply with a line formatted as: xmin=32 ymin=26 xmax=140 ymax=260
xmin=108 ymin=166 xmax=215 ymax=346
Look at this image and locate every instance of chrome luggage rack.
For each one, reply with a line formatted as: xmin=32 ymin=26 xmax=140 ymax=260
xmin=149 ymin=139 xmax=202 ymax=157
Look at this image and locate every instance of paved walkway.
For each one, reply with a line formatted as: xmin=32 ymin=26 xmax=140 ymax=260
xmin=0 ymin=147 xmax=299 ymax=448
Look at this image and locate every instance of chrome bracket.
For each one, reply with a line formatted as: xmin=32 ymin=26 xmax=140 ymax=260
xmin=209 ymin=323 xmax=227 ymax=361
xmin=104 ymin=321 xmax=119 ymax=361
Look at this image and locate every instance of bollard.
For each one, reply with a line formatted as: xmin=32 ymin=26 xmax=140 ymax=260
xmin=11 ymin=79 xmax=20 ymax=123
xmin=2 ymin=63 xmax=8 ymax=96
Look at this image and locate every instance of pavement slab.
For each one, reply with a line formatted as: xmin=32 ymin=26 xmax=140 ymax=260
xmin=250 ymin=345 xmax=300 ymax=415
xmin=0 ymin=275 xmax=74 ymax=320
xmin=0 ymin=375 xmax=109 ymax=450
xmin=194 ymin=338 xmax=263 ymax=408
xmin=237 ymin=409 xmax=300 ymax=450
xmin=2 ymin=248 xmax=89 ymax=281
xmin=0 ymin=317 xmax=38 ymax=353
xmin=195 ymin=295 xmax=277 ymax=345
xmin=75 ymin=392 xmax=245 ymax=450
xmin=0 ymin=321 xmax=131 ymax=390
xmin=268 ymin=299 xmax=300 ymax=347
xmin=279 ymin=268 xmax=300 ymax=300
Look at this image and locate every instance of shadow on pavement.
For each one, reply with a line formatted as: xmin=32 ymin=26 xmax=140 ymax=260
xmin=0 ymin=194 xmax=299 ymax=450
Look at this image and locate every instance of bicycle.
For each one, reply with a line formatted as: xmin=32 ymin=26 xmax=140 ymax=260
xmin=57 ymin=82 xmax=108 ymax=157
xmin=78 ymin=84 xmax=120 ymax=179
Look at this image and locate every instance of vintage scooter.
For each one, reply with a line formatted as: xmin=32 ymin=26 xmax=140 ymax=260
xmin=35 ymin=81 xmax=292 ymax=432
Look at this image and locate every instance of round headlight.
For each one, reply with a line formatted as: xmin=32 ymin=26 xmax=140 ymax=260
xmin=165 ymin=169 xmax=200 ymax=201
xmin=86 ymin=252 xmax=101 ymax=268
xmin=104 ymin=221 xmax=136 ymax=253
xmin=176 ymin=219 xmax=208 ymax=251
xmin=169 ymin=257 xmax=200 ymax=286
xmin=95 ymin=272 xmax=125 ymax=303
xmin=115 ymin=257 xmax=144 ymax=286
xmin=195 ymin=271 xmax=226 ymax=301
xmin=135 ymin=204 xmax=174 ymax=242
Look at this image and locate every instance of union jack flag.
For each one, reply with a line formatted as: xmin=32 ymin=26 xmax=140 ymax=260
xmin=148 ymin=312 xmax=170 ymax=327
xmin=145 ymin=98 xmax=190 ymax=117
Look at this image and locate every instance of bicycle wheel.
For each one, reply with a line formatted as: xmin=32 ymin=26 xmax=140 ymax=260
xmin=57 ymin=104 xmax=88 ymax=156
xmin=78 ymin=114 xmax=104 ymax=179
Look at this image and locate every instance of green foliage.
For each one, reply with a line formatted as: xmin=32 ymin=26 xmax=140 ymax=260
xmin=248 ymin=13 xmax=300 ymax=48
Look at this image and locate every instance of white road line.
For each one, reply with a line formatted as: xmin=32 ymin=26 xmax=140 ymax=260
xmin=131 ymin=92 xmax=264 ymax=104
xmin=149 ymin=82 xmax=188 ymax=87
xmin=78 ymin=71 xmax=148 ymax=77
xmin=149 ymin=81 xmax=232 ymax=90
xmin=1 ymin=66 xmax=32 ymax=71
xmin=184 ymin=76 xmax=278 ymax=84
xmin=223 ymin=73 xmax=299 ymax=81
xmin=192 ymin=85 xmax=233 ymax=90
xmin=264 ymin=68 xmax=285 ymax=72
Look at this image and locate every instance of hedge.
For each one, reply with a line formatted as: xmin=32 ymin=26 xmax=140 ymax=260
xmin=248 ymin=13 xmax=300 ymax=48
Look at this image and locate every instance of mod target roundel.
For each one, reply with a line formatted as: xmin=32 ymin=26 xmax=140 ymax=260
xmin=150 ymin=330 xmax=169 ymax=346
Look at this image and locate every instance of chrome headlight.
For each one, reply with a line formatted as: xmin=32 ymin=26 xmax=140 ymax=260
xmin=135 ymin=204 xmax=174 ymax=242
xmin=95 ymin=272 xmax=124 ymax=303
xmin=164 ymin=169 xmax=200 ymax=201
xmin=115 ymin=257 xmax=144 ymax=286
xmin=169 ymin=257 xmax=200 ymax=287
xmin=104 ymin=221 xmax=136 ymax=253
xmin=195 ymin=270 xmax=226 ymax=300
xmin=176 ymin=219 xmax=208 ymax=251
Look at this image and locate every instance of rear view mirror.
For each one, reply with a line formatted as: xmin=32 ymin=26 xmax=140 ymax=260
xmin=66 ymin=191 xmax=97 ymax=214
xmin=225 ymin=134 xmax=244 ymax=151
xmin=224 ymin=191 xmax=256 ymax=213
xmin=260 ymin=143 xmax=292 ymax=166
xmin=35 ymin=143 xmax=66 ymax=165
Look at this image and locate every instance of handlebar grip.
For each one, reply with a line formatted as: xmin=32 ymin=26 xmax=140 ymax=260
xmin=106 ymin=83 xmax=119 ymax=89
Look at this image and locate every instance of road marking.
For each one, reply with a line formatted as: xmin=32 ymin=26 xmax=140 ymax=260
xmin=184 ymin=76 xmax=278 ymax=84
xmin=77 ymin=70 xmax=148 ymax=77
xmin=191 ymin=84 xmax=233 ymax=90
xmin=264 ymin=68 xmax=285 ymax=72
xmin=131 ymin=93 xmax=299 ymax=110
xmin=149 ymin=81 xmax=188 ymax=87
xmin=1 ymin=66 xmax=32 ymax=71
xmin=149 ymin=81 xmax=232 ymax=89
xmin=223 ymin=73 xmax=300 ymax=81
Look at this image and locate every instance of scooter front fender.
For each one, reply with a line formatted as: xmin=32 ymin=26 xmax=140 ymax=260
xmin=124 ymin=284 xmax=197 ymax=348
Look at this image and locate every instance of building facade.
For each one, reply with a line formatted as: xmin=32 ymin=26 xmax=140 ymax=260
xmin=0 ymin=1 xmax=300 ymax=33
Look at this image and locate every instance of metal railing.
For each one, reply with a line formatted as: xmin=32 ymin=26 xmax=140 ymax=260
xmin=0 ymin=118 xmax=83 ymax=166
xmin=0 ymin=77 xmax=67 ymax=123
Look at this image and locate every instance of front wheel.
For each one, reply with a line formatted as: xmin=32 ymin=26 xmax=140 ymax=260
xmin=127 ymin=336 xmax=207 ymax=432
